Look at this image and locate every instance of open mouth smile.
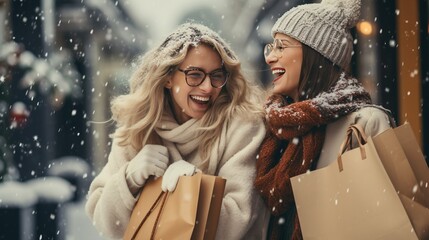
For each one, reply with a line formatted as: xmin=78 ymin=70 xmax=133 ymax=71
xmin=190 ymin=95 xmax=210 ymax=104
xmin=272 ymin=68 xmax=285 ymax=81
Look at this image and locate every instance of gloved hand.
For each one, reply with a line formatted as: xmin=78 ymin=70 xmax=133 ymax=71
xmin=161 ymin=160 xmax=197 ymax=192
xmin=126 ymin=144 xmax=169 ymax=191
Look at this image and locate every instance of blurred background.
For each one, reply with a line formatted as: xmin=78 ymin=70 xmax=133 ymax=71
xmin=0 ymin=0 xmax=428 ymax=239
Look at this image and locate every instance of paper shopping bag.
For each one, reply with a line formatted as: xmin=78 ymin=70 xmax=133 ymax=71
xmin=371 ymin=123 xmax=429 ymax=239
xmin=123 ymin=176 xmax=166 ymax=240
xmin=192 ymin=174 xmax=226 ymax=240
xmin=123 ymin=173 xmax=226 ymax=240
xmin=290 ymin=124 xmax=423 ymax=240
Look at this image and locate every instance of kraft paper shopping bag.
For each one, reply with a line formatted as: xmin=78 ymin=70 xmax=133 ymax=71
xmin=371 ymin=123 xmax=429 ymax=239
xmin=124 ymin=174 xmax=199 ymax=240
xmin=124 ymin=173 xmax=226 ymax=240
xmin=191 ymin=174 xmax=226 ymax=240
xmin=291 ymin=124 xmax=423 ymax=240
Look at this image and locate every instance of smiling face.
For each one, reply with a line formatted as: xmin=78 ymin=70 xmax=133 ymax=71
xmin=165 ymin=44 xmax=224 ymax=124
xmin=265 ymin=33 xmax=303 ymax=101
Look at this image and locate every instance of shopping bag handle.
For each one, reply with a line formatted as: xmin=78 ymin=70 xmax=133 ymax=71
xmin=131 ymin=191 xmax=168 ymax=240
xmin=337 ymin=124 xmax=367 ymax=171
xmin=339 ymin=125 xmax=367 ymax=153
xmin=350 ymin=124 xmax=367 ymax=143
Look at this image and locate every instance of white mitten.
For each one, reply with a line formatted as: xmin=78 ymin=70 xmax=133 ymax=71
xmin=161 ymin=160 xmax=197 ymax=192
xmin=126 ymin=144 xmax=169 ymax=192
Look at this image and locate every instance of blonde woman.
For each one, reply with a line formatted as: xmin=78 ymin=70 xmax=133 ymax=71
xmin=85 ymin=23 xmax=268 ymax=239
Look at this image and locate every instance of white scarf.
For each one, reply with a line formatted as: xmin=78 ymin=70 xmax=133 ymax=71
xmin=155 ymin=112 xmax=224 ymax=174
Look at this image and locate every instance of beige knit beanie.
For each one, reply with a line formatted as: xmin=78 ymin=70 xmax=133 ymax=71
xmin=271 ymin=0 xmax=361 ymax=70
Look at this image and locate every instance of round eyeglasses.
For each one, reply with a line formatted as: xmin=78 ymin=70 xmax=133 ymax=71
xmin=178 ymin=67 xmax=229 ymax=88
xmin=264 ymin=39 xmax=302 ymax=58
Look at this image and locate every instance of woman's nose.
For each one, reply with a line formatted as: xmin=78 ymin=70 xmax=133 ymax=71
xmin=198 ymin=75 xmax=213 ymax=91
xmin=265 ymin=51 xmax=278 ymax=65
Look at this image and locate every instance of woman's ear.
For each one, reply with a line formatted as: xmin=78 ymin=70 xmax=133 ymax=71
xmin=165 ymin=77 xmax=172 ymax=89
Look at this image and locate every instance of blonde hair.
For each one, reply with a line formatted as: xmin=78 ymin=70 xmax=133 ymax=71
xmin=111 ymin=23 xmax=263 ymax=165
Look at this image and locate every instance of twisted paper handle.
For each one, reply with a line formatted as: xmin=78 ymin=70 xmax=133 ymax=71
xmin=131 ymin=191 xmax=168 ymax=240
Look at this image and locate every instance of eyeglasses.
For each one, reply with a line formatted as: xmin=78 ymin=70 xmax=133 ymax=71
xmin=178 ymin=67 xmax=229 ymax=88
xmin=264 ymin=39 xmax=302 ymax=58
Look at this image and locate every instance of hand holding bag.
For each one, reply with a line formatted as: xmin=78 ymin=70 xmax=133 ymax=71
xmin=123 ymin=172 xmax=226 ymax=240
xmin=290 ymin=123 xmax=429 ymax=240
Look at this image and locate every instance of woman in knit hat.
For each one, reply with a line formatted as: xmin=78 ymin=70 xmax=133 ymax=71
xmin=254 ymin=0 xmax=393 ymax=239
xmin=85 ymin=22 xmax=268 ymax=239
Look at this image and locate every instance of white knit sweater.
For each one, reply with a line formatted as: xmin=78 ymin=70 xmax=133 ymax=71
xmin=85 ymin=114 xmax=268 ymax=239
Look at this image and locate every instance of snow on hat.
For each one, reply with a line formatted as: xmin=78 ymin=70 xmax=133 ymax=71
xmin=271 ymin=0 xmax=361 ymax=70
xmin=158 ymin=22 xmax=237 ymax=61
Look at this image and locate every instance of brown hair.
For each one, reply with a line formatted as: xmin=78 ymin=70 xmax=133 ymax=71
xmin=297 ymin=44 xmax=343 ymax=101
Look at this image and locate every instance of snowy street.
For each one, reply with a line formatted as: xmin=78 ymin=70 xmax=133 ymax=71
xmin=1 ymin=0 xmax=428 ymax=239
xmin=64 ymin=200 xmax=103 ymax=240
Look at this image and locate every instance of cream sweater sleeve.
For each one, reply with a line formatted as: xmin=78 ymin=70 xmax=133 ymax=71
xmin=317 ymin=106 xmax=392 ymax=169
xmin=85 ymin=139 xmax=138 ymax=239
xmin=215 ymin=117 xmax=268 ymax=240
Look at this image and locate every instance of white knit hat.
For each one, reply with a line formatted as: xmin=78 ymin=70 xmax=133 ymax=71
xmin=271 ymin=0 xmax=361 ymax=70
